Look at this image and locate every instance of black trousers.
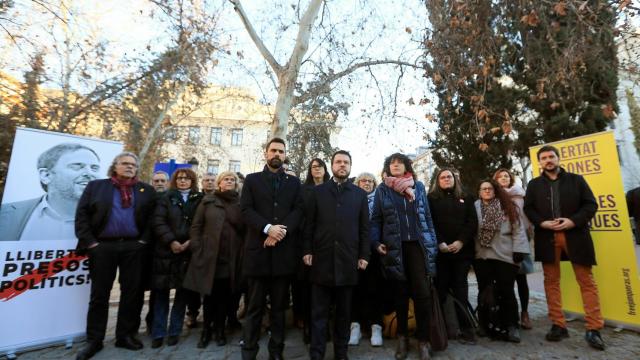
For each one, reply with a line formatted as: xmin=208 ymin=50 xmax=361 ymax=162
xmin=395 ymin=241 xmax=432 ymax=341
xmin=241 ymin=276 xmax=290 ymax=360
xmin=352 ymin=255 xmax=384 ymax=328
xmin=292 ymin=277 xmax=311 ymax=325
xmin=310 ymin=284 xmax=353 ymax=360
xmin=474 ymin=259 xmax=519 ymax=329
xmin=436 ymin=257 xmax=472 ymax=329
xmin=203 ymin=278 xmax=231 ymax=330
xmin=86 ymin=240 xmax=145 ymax=342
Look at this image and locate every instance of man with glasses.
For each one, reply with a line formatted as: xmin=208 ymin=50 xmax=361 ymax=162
xmin=75 ymin=152 xmax=156 ymax=360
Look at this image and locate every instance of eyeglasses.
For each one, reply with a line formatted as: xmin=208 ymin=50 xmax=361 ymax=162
xmin=311 ymin=165 xmax=323 ymax=169
xmin=359 ymin=179 xmax=374 ymax=184
xmin=480 ymin=187 xmax=494 ymax=192
xmin=118 ymin=162 xmax=138 ymax=168
xmin=176 ymin=176 xmax=191 ymax=181
xmin=439 ymin=175 xmax=454 ymax=180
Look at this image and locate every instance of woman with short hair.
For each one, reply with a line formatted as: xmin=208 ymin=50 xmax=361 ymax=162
xmin=370 ymin=153 xmax=438 ymax=360
xmin=151 ymin=168 xmax=203 ymax=348
xmin=183 ymin=171 xmax=245 ymax=348
xmin=474 ymin=179 xmax=529 ymax=343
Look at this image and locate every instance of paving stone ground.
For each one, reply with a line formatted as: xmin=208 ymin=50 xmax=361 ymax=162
xmin=14 ymin=265 xmax=640 ymax=360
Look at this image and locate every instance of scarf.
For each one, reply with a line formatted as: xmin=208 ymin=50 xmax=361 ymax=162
xmin=383 ymin=173 xmax=416 ymax=202
xmin=479 ymin=198 xmax=503 ymax=247
xmin=110 ymin=176 xmax=138 ymax=208
xmin=215 ymin=189 xmax=239 ymax=203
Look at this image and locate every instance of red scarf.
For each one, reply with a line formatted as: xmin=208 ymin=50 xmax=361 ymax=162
xmin=383 ymin=173 xmax=416 ymax=202
xmin=110 ymin=176 xmax=139 ymax=208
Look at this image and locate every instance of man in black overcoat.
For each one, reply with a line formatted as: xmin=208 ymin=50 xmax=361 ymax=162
xmin=240 ymin=138 xmax=303 ymax=360
xmin=303 ymin=150 xmax=370 ymax=360
xmin=524 ymin=145 xmax=604 ymax=351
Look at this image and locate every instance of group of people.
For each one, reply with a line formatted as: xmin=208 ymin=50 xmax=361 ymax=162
xmin=73 ymin=138 xmax=607 ymax=360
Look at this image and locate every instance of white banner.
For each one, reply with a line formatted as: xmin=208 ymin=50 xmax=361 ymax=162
xmin=0 ymin=128 xmax=123 ymax=356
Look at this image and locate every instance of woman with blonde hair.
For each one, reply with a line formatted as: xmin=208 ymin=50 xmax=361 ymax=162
xmin=183 ymin=171 xmax=246 ymax=348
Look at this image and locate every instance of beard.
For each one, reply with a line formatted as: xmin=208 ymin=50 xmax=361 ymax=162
xmin=268 ymin=157 xmax=283 ymax=169
xmin=543 ymin=163 xmax=559 ymax=173
xmin=333 ymin=170 xmax=350 ymax=181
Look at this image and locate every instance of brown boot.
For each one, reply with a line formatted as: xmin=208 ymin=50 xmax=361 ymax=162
xmin=521 ymin=311 xmax=532 ymax=330
xmin=418 ymin=341 xmax=431 ymax=360
xmin=395 ymin=335 xmax=409 ymax=360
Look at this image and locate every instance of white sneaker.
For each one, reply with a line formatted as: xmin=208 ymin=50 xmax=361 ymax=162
xmin=348 ymin=322 xmax=361 ymax=346
xmin=370 ymin=324 xmax=383 ymax=347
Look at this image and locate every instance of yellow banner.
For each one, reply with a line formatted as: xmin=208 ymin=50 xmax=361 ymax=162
xmin=529 ymin=131 xmax=640 ymax=329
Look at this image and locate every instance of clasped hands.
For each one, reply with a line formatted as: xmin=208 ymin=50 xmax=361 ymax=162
xmin=170 ymin=240 xmax=190 ymax=254
xmin=302 ymin=254 xmax=368 ymax=270
xmin=264 ymin=224 xmax=287 ymax=247
xmin=541 ymin=218 xmax=575 ymax=231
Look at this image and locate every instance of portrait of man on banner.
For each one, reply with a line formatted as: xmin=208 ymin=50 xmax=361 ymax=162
xmin=0 ymin=142 xmax=101 ymax=241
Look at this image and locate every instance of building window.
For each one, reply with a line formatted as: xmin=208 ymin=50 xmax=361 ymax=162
xmin=231 ymin=128 xmax=243 ymax=146
xmin=229 ymin=160 xmax=241 ymax=172
xmin=210 ymin=127 xmax=222 ymax=145
xmin=188 ymin=126 xmax=200 ymax=144
xmin=207 ymin=159 xmax=220 ymax=175
xmin=164 ymin=127 xmax=177 ymax=140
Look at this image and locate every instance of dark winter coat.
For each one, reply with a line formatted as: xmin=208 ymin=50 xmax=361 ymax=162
xmin=183 ymin=191 xmax=245 ymax=295
xmin=370 ymin=181 xmax=438 ymax=279
xmin=151 ymin=189 xmax=203 ymax=290
xmin=428 ymin=191 xmax=477 ymax=260
xmin=524 ymin=168 xmax=598 ymax=266
xmin=75 ymin=179 xmax=156 ymax=255
xmin=240 ymin=166 xmax=303 ymax=277
xmin=303 ymin=180 xmax=370 ymax=287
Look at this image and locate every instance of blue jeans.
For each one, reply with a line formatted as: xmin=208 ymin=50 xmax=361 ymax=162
xmin=152 ymin=288 xmax=188 ymax=339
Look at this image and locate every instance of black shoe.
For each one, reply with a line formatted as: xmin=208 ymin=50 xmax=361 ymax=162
xmin=585 ymin=330 xmax=605 ymax=350
xmin=395 ymin=335 xmax=409 ymax=360
xmin=76 ymin=341 xmax=103 ymax=360
xmin=506 ymin=326 xmax=521 ymax=343
xmin=167 ymin=335 xmax=179 ymax=346
xmin=459 ymin=328 xmax=477 ymax=344
xmin=215 ymin=328 xmax=227 ymax=346
xmin=197 ymin=328 xmax=212 ymax=348
xmin=151 ymin=338 xmax=163 ymax=349
xmin=115 ymin=336 xmax=144 ymax=350
xmin=268 ymin=353 xmax=284 ymax=360
xmin=545 ymin=324 xmax=569 ymax=342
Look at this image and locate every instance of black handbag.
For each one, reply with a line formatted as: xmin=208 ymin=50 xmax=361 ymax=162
xmin=429 ymin=283 xmax=448 ymax=351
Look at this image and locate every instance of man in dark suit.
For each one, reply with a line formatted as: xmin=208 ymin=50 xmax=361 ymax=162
xmin=303 ymin=150 xmax=370 ymax=360
xmin=74 ymin=152 xmax=156 ymax=360
xmin=240 ymin=138 xmax=303 ymax=360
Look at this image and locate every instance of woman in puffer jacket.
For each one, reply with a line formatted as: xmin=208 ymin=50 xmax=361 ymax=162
xmin=370 ymin=153 xmax=438 ymax=360
xmin=151 ymin=168 xmax=203 ymax=348
xmin=493 ymin=168 xmax=534 ymax=330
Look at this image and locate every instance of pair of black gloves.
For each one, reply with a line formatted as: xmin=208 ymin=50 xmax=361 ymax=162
xmin=513 ymin=252 xmax=527 ymax=263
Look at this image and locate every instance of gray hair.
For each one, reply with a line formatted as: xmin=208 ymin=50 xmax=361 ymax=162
xmin=152 ymin=170 xmax=169 ymax=180
xmin=37 ymin=143 xmax=100 ymax=191
xmin=108 ymin=152 xmax=139 ymax=177
xmin=355 ymin=172 xmax=378 ymax=187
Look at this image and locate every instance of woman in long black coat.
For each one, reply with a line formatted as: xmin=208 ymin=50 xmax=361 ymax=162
xmin=151 ymin=168 xmax=203 ymax=348
xmin=183 ymin=171 xmax=246 ymax=348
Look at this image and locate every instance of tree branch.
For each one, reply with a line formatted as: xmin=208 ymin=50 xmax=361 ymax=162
xmin=229 ymin=0 xmax=282 ymax=73
xmin=294 ymin=59 xmax=422 ymax=105
xmin=286 ymin=0 xmax=323 ymax=72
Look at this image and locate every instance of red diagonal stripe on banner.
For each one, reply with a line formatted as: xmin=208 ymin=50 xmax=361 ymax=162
xmin=0 ymin=253 xmax=87 ymax=301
